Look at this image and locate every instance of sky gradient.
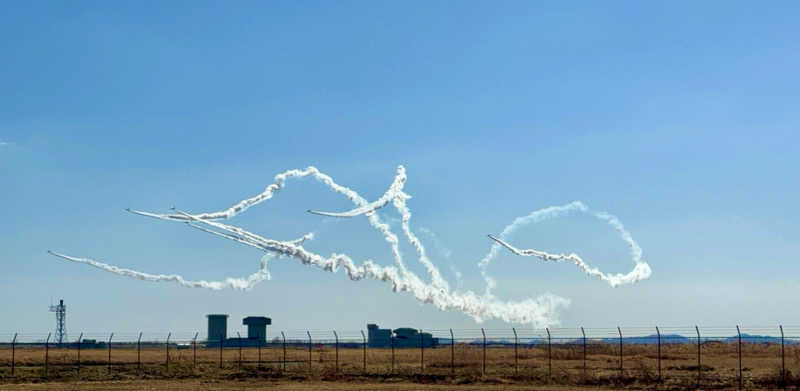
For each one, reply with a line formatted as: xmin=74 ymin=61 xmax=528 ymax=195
xmin=1 ymin=1 xmax=799 ymax=338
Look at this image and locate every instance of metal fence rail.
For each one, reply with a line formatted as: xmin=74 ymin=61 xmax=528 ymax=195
xmin=0 ymin=326 xmax=798 ymax=389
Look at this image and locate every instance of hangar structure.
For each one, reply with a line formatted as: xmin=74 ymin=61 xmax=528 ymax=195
xmin=367 ymin=323 xmax=438 ymax=348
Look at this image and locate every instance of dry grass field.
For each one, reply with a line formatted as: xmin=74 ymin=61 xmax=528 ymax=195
xmin=0 ymin=342 xmax=798 ymax=390
xmin=0 ymin=379 xmax=601 ymax=391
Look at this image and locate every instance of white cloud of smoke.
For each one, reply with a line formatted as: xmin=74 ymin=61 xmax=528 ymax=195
xmin=50 ymin=165 xmax=650 ymax=326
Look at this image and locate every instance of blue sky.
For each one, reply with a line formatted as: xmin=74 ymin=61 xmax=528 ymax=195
xmin=1 ymin=1 xmax=799 ymax=339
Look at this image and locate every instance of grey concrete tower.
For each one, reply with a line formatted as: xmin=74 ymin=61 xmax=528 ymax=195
xmin=243 ymin=316 xmax=271 ymax=341
xmin=206 ymin=314 xmax=229 ymax=342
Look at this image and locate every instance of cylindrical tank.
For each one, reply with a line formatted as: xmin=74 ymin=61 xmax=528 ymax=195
xmin=206 ymin=314 xmax=229 ymax=342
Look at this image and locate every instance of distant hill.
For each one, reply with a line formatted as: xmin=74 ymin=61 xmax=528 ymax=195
xmin=612 ymin=334 xmax=692 ymax=344
xmin=722 ymin=333 xmax=787 ymax=344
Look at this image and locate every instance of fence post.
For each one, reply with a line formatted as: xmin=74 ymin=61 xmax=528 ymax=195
xmin=306 ymin=331 xmax=312 ymax=373
xmin=166 ymin=332 xmax=171 ymax=371
xmin=617 ymin=327 xmax=623 ymax=378
xmin=580 ymin=327 xmax=586 ymax=376
xmin=449 ymin=329 xmax=454 ymax=375
xmin=360 ymin=330 xmax=367 ymax=373
xmin=281 ymin=331 xmax=287 ymax=372
xmin=76 ymin=332 xmax=83 ymax=374
xmin=420 ymin=328 xmax=424 ymax=374
xmin=137 ymin=332 xmax=142 ymax=371
xmin=546 ymin=328 xmax=552 ymax=379
xmin=481 ymin=328 xmax=486 ymax=376
xmin=780 ymin=325 xmax=785 ymax=390
xmin=656 ymin=326 xmax=661 ymax=383
xmin=257 ymin=333 xmax=262 ymax=369
xmin=391 ymin=333 xmax=395 ymax=373
xmin=219 ymin=334 xmax=223 ymax=369
xmin=512 ymin=327 xmax=518 ymax=375
xmin=333 ymin=330 xmax=339 ymax=373
xmin=45 ymin=332 xmax=51 ymax=376
xmin=737 ymin=325 xmax=742 ymax=390
xmin=695 ymin=326 xmax=701 ymax=387
xmin=107 ymin=333 xmax=113 ymax=375
xmin=236 ymin=332 xmax=242 ymax=370
xmin=11 ymin=333 xmax=16 ymax=376
xmin=192 ymin=332 xmax=198 ymax=368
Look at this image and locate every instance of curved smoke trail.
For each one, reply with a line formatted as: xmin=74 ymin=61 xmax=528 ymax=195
xmin=48 ymin=165 xmax=650 ymax=326
xmin=477 ymin=201 xmax=589 ymax=296
xmin=488 ymin=235 xmax=651 ymax=287
xmin=472 ymin=201 xmax=652 ymax=291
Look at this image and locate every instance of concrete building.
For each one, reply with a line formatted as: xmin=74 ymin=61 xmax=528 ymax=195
xmin=367 ymin=323 xmax=392 ymax=347
xmin=243 ymin=316 xmax=271 ymax=341
xmin=393 ymin=327 xmax=438 ymax=348
xmin=366 ymin=324 xmax=438 ymax=348
xmin=206 ymin=314 xmax=229 ymax=342
xmin=205 ymin=314 xmax=271 ymax=347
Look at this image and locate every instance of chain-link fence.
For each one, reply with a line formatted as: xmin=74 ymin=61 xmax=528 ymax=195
xmin=1 ymin=326 xmax=798 ymax=389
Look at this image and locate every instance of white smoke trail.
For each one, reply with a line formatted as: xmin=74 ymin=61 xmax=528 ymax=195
xmin=475 ymin=201 xmax=588 ymax=295
xmin=48 ymin=165 xmax=649 ymax=326
xmin=475 ymin=202 xmax=651 ymax=289
xmin=48 ymin=250 xmax=272 ymax=291
xmin=418 ymin=227 xmax=453 ymax=259
xmin=130 ymin=166 xmax=399 ymax=222
xmin=129 ymin=167 xmax=419 ymax=281
xmin=417 ymin=227 xmax=463 ymax=290
xmin=306 ymin=167 xmax=451 ymax=290
xmin=488 ymin=235 xmax=651 ymax=287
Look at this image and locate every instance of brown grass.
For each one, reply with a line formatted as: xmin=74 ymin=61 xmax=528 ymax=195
xmin=0 ymin=342 xmax=798 ymax=389
xmin=0 ymin=379 xmax=600 ymax=391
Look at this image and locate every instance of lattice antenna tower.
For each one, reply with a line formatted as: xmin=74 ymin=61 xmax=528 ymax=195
xmin=49 ymin=299 xmax=67 ymax=344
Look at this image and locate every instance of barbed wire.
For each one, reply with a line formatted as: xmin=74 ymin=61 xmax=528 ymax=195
xmin=1 ymin=325 xmax=798 ymax=344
